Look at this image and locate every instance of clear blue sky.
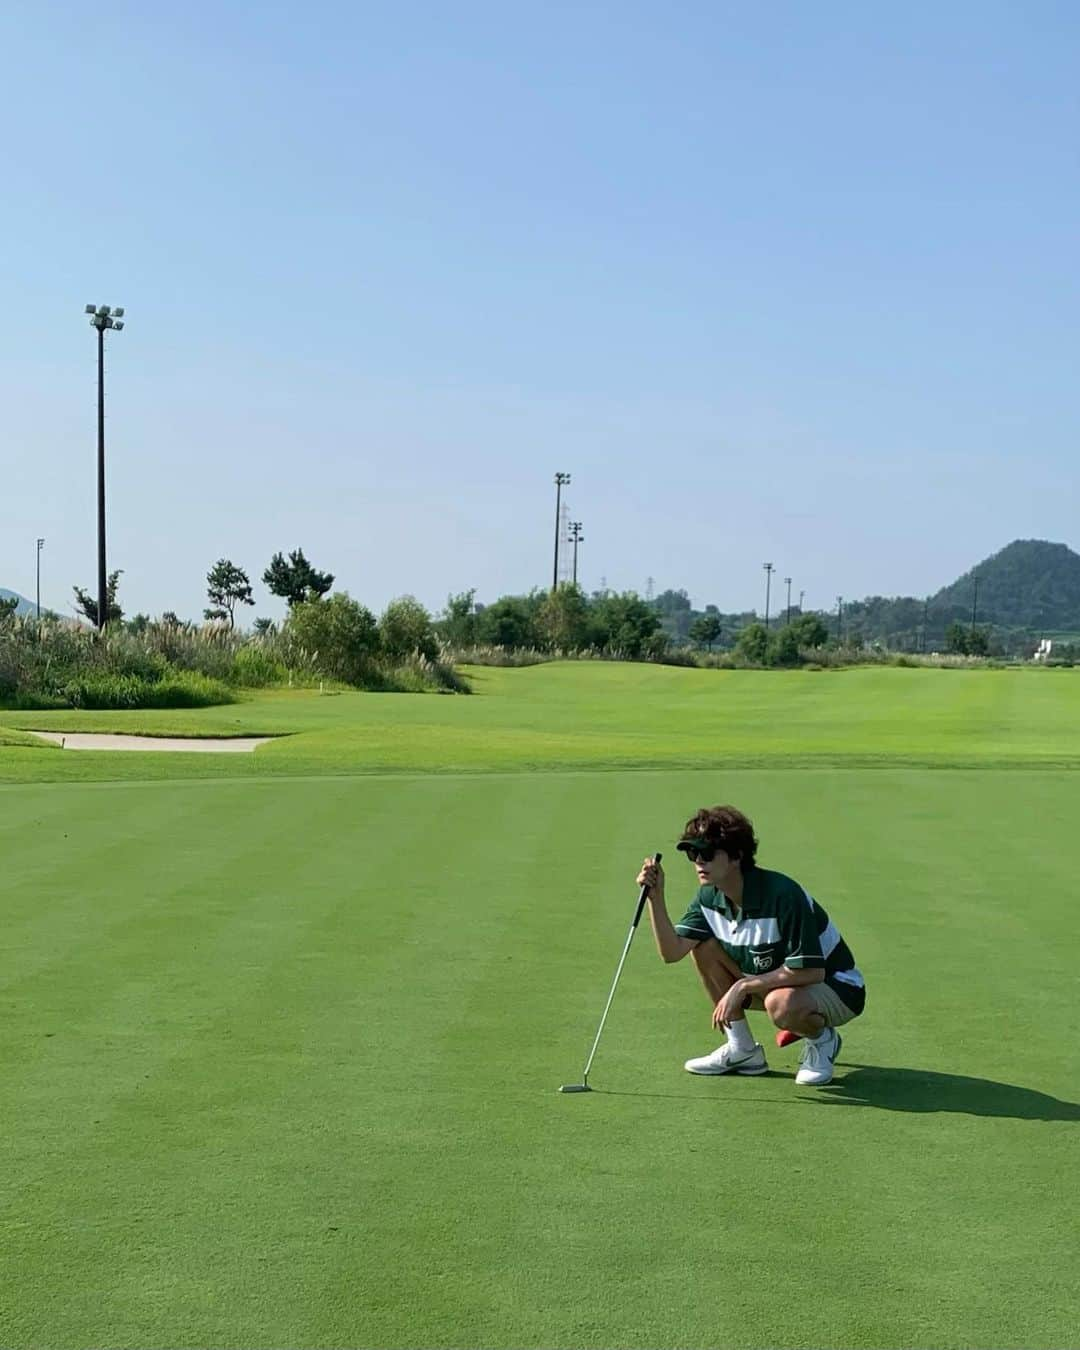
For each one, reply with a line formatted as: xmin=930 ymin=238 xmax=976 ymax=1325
xmin=3 ymin=1 xmax=1079 ymax=621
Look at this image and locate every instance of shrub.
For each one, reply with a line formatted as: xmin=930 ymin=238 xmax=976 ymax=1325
xmin=475 ymin=595 xmax=542 ymax=649
xmin=734 ymin=623 xmax=769 ymax=665
xmin=229 ymin=643 xmax=290 ymax=688
xmin=56 ymin=670 xmax=233 ymax=710
xmin=380 ymin=654 xmax=470 ymax=694
xmin=766 ymin=626 xmax=803 ymax=667
xmin=284 ymin=593 xmax=380 ymax=685
xmin=588 ymin=592 xmax=665 ymax=658
xmin=378 ymin=596 xmax=439 ymax=662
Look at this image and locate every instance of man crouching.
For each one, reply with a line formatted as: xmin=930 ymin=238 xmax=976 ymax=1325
xmin=637 ymin=805 xmax=865 ymax=1087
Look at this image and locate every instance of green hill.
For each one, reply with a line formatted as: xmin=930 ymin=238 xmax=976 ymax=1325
xmin=931 ymin=539 xmax=1080 ymax=630
xmin=652 ymin=539 xmax=1080 ymax=654
xmin=0 ymin=588 xmax=36 ymax=616
xmin=841 ymin=539 xmax=1080 ymax=652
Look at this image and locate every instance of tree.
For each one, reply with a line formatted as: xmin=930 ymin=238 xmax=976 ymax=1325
xmin=689 ymin=614 xmax=722 ymax=650
xmin=787 ymin=613 xmax=829 ymax=649
xmin=263 ymin=549 xmax=334 ymax=608
xmin=438 ymin=590 xmax=479 ymax=648
xmin=378 ymin=596 xmax=438 ymax=661
xmin=734 ymin=622 xmax=769 ymax=664
xmin=285 ymin=592 xmax=379 ymax=683
xmin=966 ymin=626 xmax=990 ymax=656
xmin=204 ymin=559 xmax=255 ymax=628
xmin=653 ymin=588 xmax=693 ymax=640
xmin=127 ymin=613 xmax=151 ymax=634
xmin=0 ymin=596 xmax=18 ymax=624
xmin=945 ymin=622 xmax=969 ymax=655
xmin=767 ymin=625 xmax=802 ymax=667
xmin=653 ymin=588 xmax=692 ymax=616
xmin=475 ymin=595 xmax=541 ymax=649
xmin=253 ymin=617 xmax=276 ymax=637
xmin=589 ymin=592 xmax=664 ymax=658
xmin=73 ymin=570 xmax=123 ymax=627
xmin=536 ymin=583 xmax=589 ymax=650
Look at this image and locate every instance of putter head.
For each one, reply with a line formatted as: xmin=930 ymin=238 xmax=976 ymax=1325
xmin=558 ymin=1083 xmax=591 ymax=1093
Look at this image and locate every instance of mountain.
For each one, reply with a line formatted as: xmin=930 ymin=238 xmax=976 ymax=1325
xmin=930 ymin=540 xmax=1080 ymax=631
xmin=0 ymin=587 xmax=39 ymax=616
xmin=830 ymin=539 xmax=1080 ymax=652
xmin=652 ymin=540 xmax=1080 ymax=654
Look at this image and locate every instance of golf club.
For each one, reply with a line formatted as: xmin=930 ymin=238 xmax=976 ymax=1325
xmin=559 ymin=851 xmax=661 ymax=1093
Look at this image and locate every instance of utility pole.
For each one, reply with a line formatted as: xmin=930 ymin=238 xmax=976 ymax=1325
xmin=763 ymin=563 xmax=774 ymax=627
xmin=86 ymin=304 xmax=126 ymax=629
xmin=35 ymin=538 xmax=44 ymax=619
xmin=836 ymin=596 xmax=844 ymax=643
xmin=784 ymin=576 xmax=792 ymax=625
xmin=799 ymin=589 xmax=805 ymax=613
xmin=552 ymin=472 xmax=570 ymax=592
xmin=569 ymin=521 xmax=584 ymax=587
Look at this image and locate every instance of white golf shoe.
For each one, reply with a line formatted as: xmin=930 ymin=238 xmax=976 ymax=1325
xmin=795 ymin=1028 xmax=842 ymax=1086
xmin=684 ymin=1042 xmax=768 ymax=1076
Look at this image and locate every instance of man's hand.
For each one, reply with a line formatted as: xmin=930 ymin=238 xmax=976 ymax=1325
xmin=713 ymin=979 xmax=752 ymax=1028
xmin=637 ymin=856 xmax=665 ymax=899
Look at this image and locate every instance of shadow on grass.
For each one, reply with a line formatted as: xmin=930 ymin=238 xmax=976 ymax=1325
xmin=584 ymin=1066 xmax=1080 ymax=1121
xmin=813 ymin=1064 xmax=1080 ymax=1121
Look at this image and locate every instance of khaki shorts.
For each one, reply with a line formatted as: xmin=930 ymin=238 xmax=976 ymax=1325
xmin=808 ymin=981 xmax=861 ymax=1028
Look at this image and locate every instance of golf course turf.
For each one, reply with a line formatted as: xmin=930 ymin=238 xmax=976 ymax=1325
xmin=1 ymin=664 xmax=1078 ymax=1348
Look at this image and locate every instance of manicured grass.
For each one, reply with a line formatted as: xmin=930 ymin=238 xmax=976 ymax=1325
xmin=1 ymin=664 xmax=1078 ymax=1348
xmin=1 ymin=662 xmax=1079 ymax=782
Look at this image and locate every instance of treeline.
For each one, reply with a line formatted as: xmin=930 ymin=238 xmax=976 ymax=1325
xmin=646 ymin=586 xmax=1057 ymax=659
xmin=440 ymin=586 xmax=837 ymax=667
xmin=8 ymin=536 xmax=1064 ymax=714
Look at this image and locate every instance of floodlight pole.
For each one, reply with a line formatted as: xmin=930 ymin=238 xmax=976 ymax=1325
xmin=96 ymin=322 xmax=106 ymax=627
xmin=784 ymin=576 xmax=792 ymax=625
xmin=763 ymin=562 xmax=774 ymax=627
xmin=552 ymin=472 xmax=570 ymax=591
xmin=569 ymin=521 xmax=584 ymax=587
xmin=35 ymin=538 xmax=44 ymax=618
xmin=86 ymin=304 xmax=125 ymax=629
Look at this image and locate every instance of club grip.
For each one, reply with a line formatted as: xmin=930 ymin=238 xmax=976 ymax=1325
xmin=631 ymin=852 xmax=663 ymax=928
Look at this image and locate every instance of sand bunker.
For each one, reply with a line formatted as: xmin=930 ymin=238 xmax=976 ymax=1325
xmin=28 ymin=732 xmax=274 ymax=753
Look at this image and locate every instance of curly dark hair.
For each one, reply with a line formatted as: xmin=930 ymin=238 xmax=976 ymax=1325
xmin=679 ymin=805 xmax=758 ymax=866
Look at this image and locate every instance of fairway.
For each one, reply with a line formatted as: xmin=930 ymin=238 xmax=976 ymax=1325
xmin=2 ymin=665 xmax=1079 ymax=1349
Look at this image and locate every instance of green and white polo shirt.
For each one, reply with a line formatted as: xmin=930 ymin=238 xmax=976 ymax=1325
xmin=675 ymin=865 xmax=866 ymax=1014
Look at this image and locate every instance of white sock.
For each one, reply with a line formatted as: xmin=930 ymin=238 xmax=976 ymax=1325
xmin=726 ymin=1018 xmax=755 ymax=1054
xmin=808 ymin=1025 xmax=834 ymax=1045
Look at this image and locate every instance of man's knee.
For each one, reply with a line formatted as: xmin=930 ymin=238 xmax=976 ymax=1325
xmin=764 ymin=987 xmax=804 ymax=1028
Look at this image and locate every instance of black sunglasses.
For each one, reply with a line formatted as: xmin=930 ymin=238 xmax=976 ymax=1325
xmin=681 ymin=842 xmax=718 ymax=864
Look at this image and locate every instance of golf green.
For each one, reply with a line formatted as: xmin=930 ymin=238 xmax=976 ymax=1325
xmin=1 ymin=665 xmax=1078 ymax=1348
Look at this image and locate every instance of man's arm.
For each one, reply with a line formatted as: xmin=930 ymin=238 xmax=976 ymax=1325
xmin=714 ymin=964 xmax=824 ymax=1025
xmin=636 ymin=857 xmax=698 ymax=963
xmin=742 ymin=965 xmax=825 ymax=998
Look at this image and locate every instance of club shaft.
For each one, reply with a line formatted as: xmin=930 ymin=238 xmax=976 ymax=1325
xmin=578 ymin=852 xmax=661 ymax=1085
